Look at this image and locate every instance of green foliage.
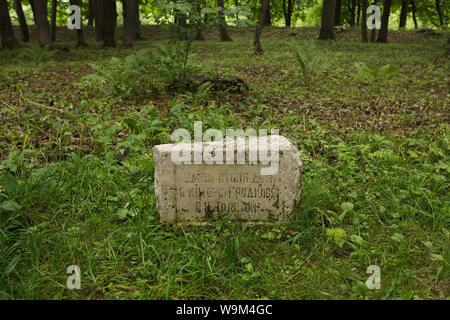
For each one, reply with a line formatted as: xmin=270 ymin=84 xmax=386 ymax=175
xmin=151 ymin=41 xmax=199 ymax=82
xmin=0 ymin=26 xmax=449 ymax=300
xmin=19 ymin=45 xmax=56 ymax=64
xmin=82 ymin=50 xmax=159 ymax=97
xmin=353 ymin=62 xmax=397 ymax=84
xmin=82 ymin=43 xmax=201 ymax=97
xmin=353 ymin=62 xmax=397 ymax=93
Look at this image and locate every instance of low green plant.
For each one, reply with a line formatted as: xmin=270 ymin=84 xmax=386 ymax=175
xmin=19 ymin=45 xmax=56 ymax=64
xmin=83 ymin=50 xmax=158 ymax=97
xmin=353 ymin=62 xmax=397 ymax=92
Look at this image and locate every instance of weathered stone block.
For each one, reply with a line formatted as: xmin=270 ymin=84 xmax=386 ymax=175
xmin=153 ymin=135 xmax=302 ymax=223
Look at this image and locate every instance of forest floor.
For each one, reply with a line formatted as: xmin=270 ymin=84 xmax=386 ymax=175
xmin=0 ymin=26 xmax=449 ymax=299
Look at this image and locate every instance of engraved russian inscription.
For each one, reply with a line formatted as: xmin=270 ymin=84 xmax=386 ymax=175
xmin=153 ymin=135 xmax=302 ymax=223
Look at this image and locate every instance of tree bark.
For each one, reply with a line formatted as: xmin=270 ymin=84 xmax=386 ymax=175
xmin=218 ymin=0 xmax=232 ymax=41
xmin=29 ymin=0 xmax=37 ymax=22
xmin=377 ymin=0 xmax=392 ymax=43
xmin=70 ymin=0 xmax=87 ymax=47
xmin=122 ymin=0 xmax=127 ymax=21
xmin=349 ymin=0 xmax=356 ymax=26
xmin=88 ymin=0 xmax=94 ymax=26
xmin=264 ymin=0 xmax=271 ymax=26
xmin=14 ymin=0 xmax=29 ymax=42
xmin=319 ymin=0 xmax=335 ymax=40
xmin=356 ymin=0 xmax=361 ymax=26
xmin=335 ymin=0 xmax=341 ymax=25
xmin=254 ymin=0 xmax=269 ymax=54
xmin=34 ymin=0 xmax=51 ymax=47
xmin=194 ymin=0 xmax=204 ymax=40
xmin=370 ymin=0 xmax=377 ymax=42
xmin=124 ymin=0 xmax=140 ymax=46
xmin=399 ymin=0 xmax=410 ymax=28
xmin=102 ymin=0 xmax=116 ymax=47
xmin=0 ymin=0 xmax=17 ymax=48
xmin=50 ymin=0 xmax=57 ymax=42
xmin=435 ymin=0 xmax=444 ymax=28
xmin=361 ymin=0 xmax=368 ymax=42
xmin=283 ymin=0 xmax=294 ymax=27
xmin=410 ymin=0 xmax=417 ymax=29
xmin=94 ymin=0 xmax=104 ymax=41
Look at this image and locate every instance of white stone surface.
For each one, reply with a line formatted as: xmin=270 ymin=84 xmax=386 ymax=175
xmin=153 ymin=135 xmax=302 ymax=223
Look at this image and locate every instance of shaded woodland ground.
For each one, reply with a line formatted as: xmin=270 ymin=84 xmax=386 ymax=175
xmin=0 ymin=25 xmax=449 ymax=299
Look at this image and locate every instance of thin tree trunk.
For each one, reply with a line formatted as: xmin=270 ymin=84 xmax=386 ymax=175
xmin=0 ymin=0 xmax=17 ymax=48
xmin=377 ymin=0 xmax=392 ymax=43
xmin=254 ymin=0 xmax=269 ymax=54
xmin=88 ymin=0 xmax=94 ymax=26
xmin=264 ymin=0 xmax=271 ymax=26
xmin=124 ymin=0 xmax=139 ymax=47
xmin=122 ymin=0 xmax=127 ymax=21
xmin=235 ymin=0 xmax=238 ymax=19
xmin=94 ymin=0 xmax=104 ymax=41
xmin=370 ymin=0 xmax=377 ymax=42
xmin=361 ymin=0 xmax=368 ymax=42
xmin=50 ymin=0 xmax=57 ymax=42
xmin=319 ymin=0 xmax=335 ymax=40
xmin=399 ymin=0 xmax=410 ymax=28
xmin=356 ymin=0 xmax=361 ymax=26
xmin=349 ymin=0 xmax=356 ymax=26
xmin=335 ymin=0 xmax=341 ymax=25
xmin=102 ymin=0 xmax=116 ymax=47
xmin=194 ymin=0 xmax=204 ymax=40
xmin=218 ymin=0 xmax=232 ymax=41
xmin=34 ymin=0 xmax=51 ymax=47
xmin=14 ymin=0 xmax=29 ymax=42
xmin=411 ymin=0 xmax=418 ymax=29
xmin=70 ymin=0 xmax=88 ymax=47
xmin=283 ymin=0 xmax=294 ymax=27
xmin=177 ymin=12 xmax=188 ymax=40
xmin=435 ymin=0 xmax=444 ymax=28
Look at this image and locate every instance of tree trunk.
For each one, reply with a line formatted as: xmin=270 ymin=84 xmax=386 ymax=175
xmin=29 ymin=0 xmax=37 ymax=22
xmin=14 ymin=0 xmax=29 ymax=42
xmin=218 ymin=0 xmax=232 ymax=41
xmin=319 ymin=0 xmax=335 ymax=40
xmin=411 ymin=0 xmax=417 ymax=29
xmin=377 ymin=0 xmax=392 ymax=43
xmin=122 ymin=0 xmax=127 ymax=21
xmin=50 ymin=0 xmax=57 ymax=42
xmin=0 ymin=0 xmax=17 ymax=48
xmin=34 ymin=0 xmax=51 ymax=47
xmin=264 ymin=0 xmax=271 ymax=26
xmin=94 ymin=0 xmax=104 ymax=41
xmin=356 ymin=0 xmax=361 ymax=26
xmin=88 ymin=0 xmax=94 ymax=26
xmin=399 ymin=0 xmax=410 ymax=28
xmin=283 ymin=0 xmax=294 ymax=27
xmin=335 ymin=0 xmax=341 ymax=25
xmin=435 ymin=0 xmax=444 ymax=28
xmin=124 ymin=0 xmax=139 ymax=46
xmin=235 ymin=0 xmax=238 ymax=19
xmin=361 ymin=0 xmax=368 ymax=42
xmin=254 ymin=0 xmax=269 ymax=54
xmin=102 ymin=0 xmax=116 ymax=47
xmin=349 ymin=0 xmax=356 ymax=26
xmin=70 ymin=0 xmax=87 ymax=47
xmin=370 ymin=0 xmax=377 ymax=42
xmin=194 ymin=0 xmax=204 ymax=40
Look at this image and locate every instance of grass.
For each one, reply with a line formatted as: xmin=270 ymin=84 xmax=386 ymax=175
xmin=0 ymin=25 xmax=449 ymax=299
